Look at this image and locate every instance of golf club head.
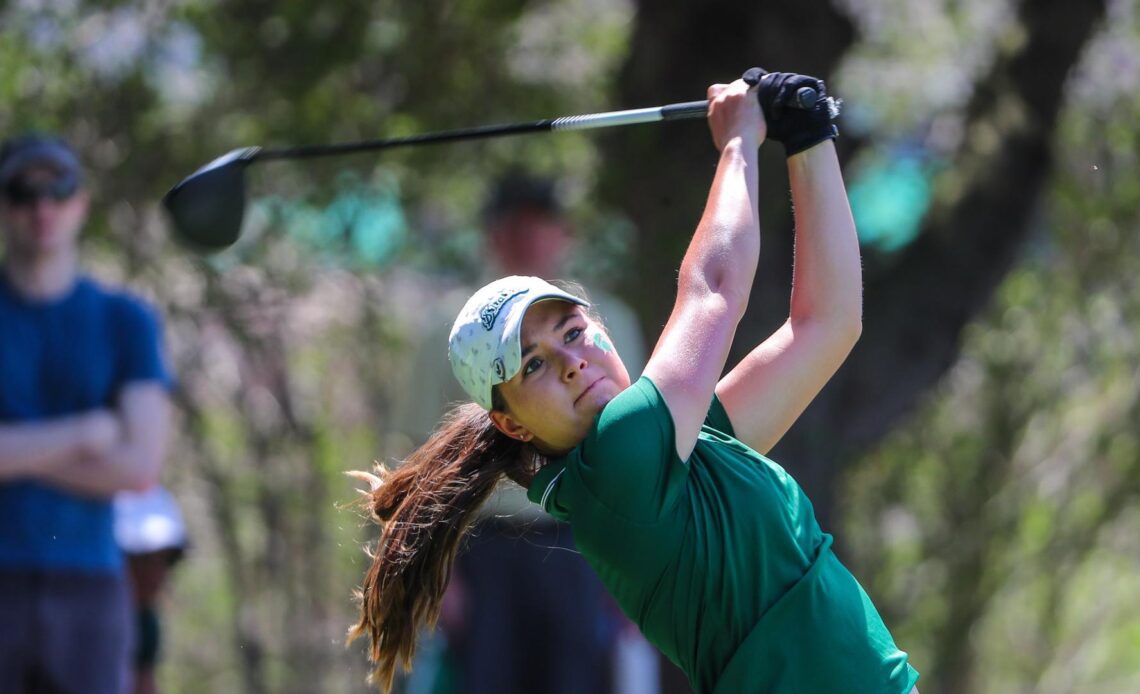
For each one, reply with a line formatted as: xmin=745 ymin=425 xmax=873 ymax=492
xmin=162 ymin=147 xmax=260 ymax=251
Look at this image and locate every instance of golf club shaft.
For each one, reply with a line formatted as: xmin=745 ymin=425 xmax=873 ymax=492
xmin=254 ymin=100 xmax=711 ymax=162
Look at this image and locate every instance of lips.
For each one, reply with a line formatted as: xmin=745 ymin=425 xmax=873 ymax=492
xmin=575 ymin=377 xmax=604 ymax=406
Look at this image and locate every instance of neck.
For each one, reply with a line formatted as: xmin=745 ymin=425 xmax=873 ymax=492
xmin=2 ymin=248 xmax=79 ymax=300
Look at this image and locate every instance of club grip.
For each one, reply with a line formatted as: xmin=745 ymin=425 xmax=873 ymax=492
xmin=660 ymin=100 xmax=710 ymax=121
xmin=743 ymin=67 xmax=821 ymax=110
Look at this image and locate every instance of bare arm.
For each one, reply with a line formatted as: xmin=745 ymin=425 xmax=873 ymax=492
xmin=35 ymin=382 xmax=172 ymax=497
xmin=641 ymin=79 xmax=764 ymax=460
xmin=0 ymin=411 xmax=119 ymax=479
xmin=716 ymin=141 xmax=863 ymax=454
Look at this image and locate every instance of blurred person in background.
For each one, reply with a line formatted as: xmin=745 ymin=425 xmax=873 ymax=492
xmin=114 ymin=486 xmax=188 ymax=694
xmin=0 ymin=133 xmax=173 ymax=694
xmin=394 ymin=170 xmax=655 ymax=694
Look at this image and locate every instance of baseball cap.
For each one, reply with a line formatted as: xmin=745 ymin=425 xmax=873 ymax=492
xmin=0 ymin=133 xmax=83 ymax=187
xmin=449 ymin=276 xmax=589 ymax=410
xmin=113 ymin=486 xmax=189 ymax=555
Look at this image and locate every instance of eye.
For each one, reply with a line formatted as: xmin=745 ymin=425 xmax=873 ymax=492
xmin=564 ymin=326 xmax=582 ymax=343
xmin=523 ymin=356 xmax=544 ymax=377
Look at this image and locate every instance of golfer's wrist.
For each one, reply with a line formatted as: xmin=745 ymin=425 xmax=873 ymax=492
xmin=786 ymin=138 xmax=836 ymax=166
xmin=720 ymin=134 xmax=757 ymax=156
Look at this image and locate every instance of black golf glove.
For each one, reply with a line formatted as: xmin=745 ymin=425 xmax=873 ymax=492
xmin=742 ymin=67 xmax=840 ymax=156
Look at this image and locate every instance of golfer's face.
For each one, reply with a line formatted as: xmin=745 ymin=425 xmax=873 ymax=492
xmin=495 ymin=300 xmax=630 ymax=455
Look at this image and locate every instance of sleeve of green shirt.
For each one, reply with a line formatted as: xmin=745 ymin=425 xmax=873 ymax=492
xmin=573 ymin=377 xmax=690 ymax=522
xmin=704 ymin=393 xmax=735 ymax=436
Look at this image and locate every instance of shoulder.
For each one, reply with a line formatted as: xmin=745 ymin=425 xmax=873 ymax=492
xmin=567 ymin=377 xmax=688 ymax=517
xmin=79 ymin=276 xmax=156 ymax=310
xmin=584 ymin=377 xmax=672 ymax=454
xmin=80 ymin=277 xmax=165 ymax=338
xmin=529 ymin=379 xmax=691 ymax=523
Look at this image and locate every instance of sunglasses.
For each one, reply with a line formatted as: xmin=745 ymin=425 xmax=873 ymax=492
xmin=3 ymin=175 xmax=81 ymax=207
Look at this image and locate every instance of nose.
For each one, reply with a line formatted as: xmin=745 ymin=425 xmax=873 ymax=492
xmin=557 ymin=347 xmax=588 ymax=383
xmin=30 ymin=197 xmax=58 ymax=219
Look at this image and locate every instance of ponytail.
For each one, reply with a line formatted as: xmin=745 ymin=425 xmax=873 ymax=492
xmin=348 ymin=400 xmax=543 ymax=691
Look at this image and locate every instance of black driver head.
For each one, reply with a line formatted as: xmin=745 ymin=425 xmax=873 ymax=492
xmin=162 ymin=147 xmax=260 ymax=251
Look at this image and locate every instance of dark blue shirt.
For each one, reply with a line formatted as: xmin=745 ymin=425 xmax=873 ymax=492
xmin=0 ymin=274 xmax=171 ymax=573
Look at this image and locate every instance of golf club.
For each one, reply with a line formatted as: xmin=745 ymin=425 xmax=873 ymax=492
xmin=163 ymin=75 xmax=821 ymax=251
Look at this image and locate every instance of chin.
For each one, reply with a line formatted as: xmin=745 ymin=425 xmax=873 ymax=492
xmin=586 ymin=385 xmax=620 ymax=413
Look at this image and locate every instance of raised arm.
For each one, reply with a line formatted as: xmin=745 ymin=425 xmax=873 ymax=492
xmin=716 ymin=140 xmax=862 ymax=454
xmin=641 ymin=79 xmax=764 ymax=461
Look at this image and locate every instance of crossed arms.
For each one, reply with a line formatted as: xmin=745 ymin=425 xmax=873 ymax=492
xmin=0 ymin=381 xmax=171 ymax=498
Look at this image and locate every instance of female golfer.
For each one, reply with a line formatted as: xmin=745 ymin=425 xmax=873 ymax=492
xmin=350 ymin=72 xmax=920 ymax=693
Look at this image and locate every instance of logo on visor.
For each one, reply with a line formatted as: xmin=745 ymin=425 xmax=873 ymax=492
xmin=492 ymin=358 xmax=506 ymax=381
xmin=479 ymin=289 xmax=527 ymax=331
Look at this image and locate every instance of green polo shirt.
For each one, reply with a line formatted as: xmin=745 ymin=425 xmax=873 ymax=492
xmin=527 ymin=376 xmax=919 ymax=693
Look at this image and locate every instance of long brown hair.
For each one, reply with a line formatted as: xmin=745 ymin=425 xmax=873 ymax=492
xmin=347 ymin=398 xmax=544 ymax=691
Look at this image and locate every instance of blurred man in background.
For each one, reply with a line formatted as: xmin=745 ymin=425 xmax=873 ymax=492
xmin=0 ymin=133 xmax=172 ymax=694
xmin=396 ymin=170 xmax=657 ymax=694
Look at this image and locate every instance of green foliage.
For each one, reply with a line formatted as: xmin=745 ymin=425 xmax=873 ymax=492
xmin=841 ymin=17 xmax=1140 ymax=688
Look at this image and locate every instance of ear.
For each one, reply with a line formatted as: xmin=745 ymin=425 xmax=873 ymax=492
xmin=488 ymin=410 xmax=534 ymax=443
